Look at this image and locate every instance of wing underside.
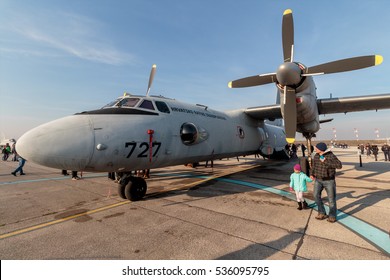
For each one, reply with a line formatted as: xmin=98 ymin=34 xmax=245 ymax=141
xmin=317 ymin=93 xmax=390 ymax=115
xmin=244 ymin=93 xmax=390 ymax=121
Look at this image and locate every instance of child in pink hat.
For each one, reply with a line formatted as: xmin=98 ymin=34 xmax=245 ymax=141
xmin=289 ymin=164 xmax=312 ymax=210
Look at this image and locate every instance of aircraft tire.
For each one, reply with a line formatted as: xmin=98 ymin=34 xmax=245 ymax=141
xmin=117 ymin=183 xmax=127 ymax=199
xmin=124 ymin=177 xmax=147 ymax=201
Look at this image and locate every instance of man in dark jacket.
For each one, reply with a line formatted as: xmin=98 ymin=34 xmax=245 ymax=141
xmin=381 ymin=144 xmax=389 ymax=161
xmin=371 ymin=145 xmax=379 ymax=161
xmin=310 ymin=142 xmax=342 ymax=223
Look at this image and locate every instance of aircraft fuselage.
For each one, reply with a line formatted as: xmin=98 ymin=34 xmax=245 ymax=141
xmin=16 ymin=95 xmax=288 ymax=172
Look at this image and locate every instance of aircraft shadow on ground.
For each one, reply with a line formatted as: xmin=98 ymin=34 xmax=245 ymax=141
xmin=339 ymin=161 xmax=390 ymax=180
xmin=216 ymin=228 xmax=304 ymax=260
xmin=338 ymin=189 xmax=390 ymax=216
xmin=147 ymin=165 xmax=292 ymax=202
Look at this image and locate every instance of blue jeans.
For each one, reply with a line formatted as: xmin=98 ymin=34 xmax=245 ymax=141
xmin=14 ymin=158 xmax=26 ymax=174
xmin=314 ymin=179 xmax=337 ymax=218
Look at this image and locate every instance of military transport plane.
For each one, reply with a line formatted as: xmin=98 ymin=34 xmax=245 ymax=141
xmin=16 ymin=9 xmax=390 ymax=202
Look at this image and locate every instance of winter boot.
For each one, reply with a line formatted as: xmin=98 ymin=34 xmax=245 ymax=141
xmin=302 ymin=200 xmax=309 ymax=209
xmin=297 ymin=202 xmax=302 ymax=210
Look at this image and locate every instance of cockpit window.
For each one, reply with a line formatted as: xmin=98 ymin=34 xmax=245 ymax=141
xmin=102 ymin=97 xmax=140 ymax=108
xmin=155 ymin=101 xmax=170 ymax=113
xmin=117 ymin=98 xmax=140 ymax=108
xmin=139 ymin=99 xmax=155 ymax=110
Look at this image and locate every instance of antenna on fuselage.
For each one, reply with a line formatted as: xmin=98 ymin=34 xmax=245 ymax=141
xmin=146 ymin=64 xmax=157 ymax=96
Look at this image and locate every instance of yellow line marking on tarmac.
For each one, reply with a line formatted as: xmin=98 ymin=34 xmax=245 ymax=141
xmin=0 ymin=201 xmax=130 ymax=240
xmin=0 ymin=164 xmax=258 ymax=240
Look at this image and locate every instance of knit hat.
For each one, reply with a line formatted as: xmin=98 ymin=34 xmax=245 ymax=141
xmin=293 ymin=164 xmax=301 ymax=171
xmin=316 ymin=142 xmax=327 ymax=152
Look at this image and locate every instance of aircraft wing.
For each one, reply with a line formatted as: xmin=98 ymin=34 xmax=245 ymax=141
xmin=244 ymin=93 xmax=390 ymax=121
xmin=244 ymin=104 xmax=282 ymax=120
xmin=317 ymin=93 xmax=390 ymax=115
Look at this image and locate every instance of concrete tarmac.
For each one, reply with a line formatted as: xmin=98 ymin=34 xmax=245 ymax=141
xmin=0 ymin=148 xmax=389 ymax=260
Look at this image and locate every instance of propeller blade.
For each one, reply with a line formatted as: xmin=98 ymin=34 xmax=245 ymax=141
xmin=282 ymin=9 xmax=294 ymax=62
xmin=304 ymin=55 xmax=383 ymax=75
xmin=283 ymin=86 xmax=297 ymax=143
xmin=146 ymin=64 xmax=157 ymax=96
xmin=228 ymin=73 xmax=277 ymax=88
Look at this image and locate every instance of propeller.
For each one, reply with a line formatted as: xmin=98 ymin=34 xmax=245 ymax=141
xmin=284 ymin=86 xmax=297 ymax=144
xmin=282 ymin=9 xmax=294 ymax=63
xmin=303 ymin=55 xmax=383 ymax=76
xmin=228 ymin=8 xmax=383 ymax=143
xmin=146 ymin=64 xmax=157 ymax=96
xmin=228 ymin=73 xmax=276 ymax=88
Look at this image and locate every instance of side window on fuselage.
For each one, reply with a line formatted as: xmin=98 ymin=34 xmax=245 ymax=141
xmin=155 ymin=101 xmax=170 ymax=114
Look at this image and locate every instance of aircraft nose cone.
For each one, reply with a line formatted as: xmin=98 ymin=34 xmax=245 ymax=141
xmin=276 ymin=62 xmax=302 ymax=86
xmin=16 ymin=115 xmax=95 ymax=171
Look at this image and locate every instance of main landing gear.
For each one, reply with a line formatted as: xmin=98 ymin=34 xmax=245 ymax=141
xmin=300 ymin=132 xmax=316 ymax=176
xmin=118 ymin=174 xmax=147 ymax=201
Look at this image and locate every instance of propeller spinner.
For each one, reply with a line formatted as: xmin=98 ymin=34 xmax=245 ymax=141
xmin=228 ymin=8 xmax=383 ymax=143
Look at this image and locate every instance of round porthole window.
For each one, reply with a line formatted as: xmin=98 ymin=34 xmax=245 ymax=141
xmin=180 ymin=123 xmax=198 ymax=145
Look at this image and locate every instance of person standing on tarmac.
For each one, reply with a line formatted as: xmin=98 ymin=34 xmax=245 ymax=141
xmin=371 ymin=145 xmax=379 ymax=161
xmin=289 ymin=164 xmax=312 ymax=210
xmin=11 ymin=152 xmax=26 ymax=176
xmin=310 ymin=142 xmax=342 ymax=223
xmin=381 ymin=143 xmax=389 ymax=161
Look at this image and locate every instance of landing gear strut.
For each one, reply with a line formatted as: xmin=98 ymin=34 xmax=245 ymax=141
xmin=300 ymin=132 xmax=316 ymax=176
xmin=118 ymin=174 xmax=147 ymax=201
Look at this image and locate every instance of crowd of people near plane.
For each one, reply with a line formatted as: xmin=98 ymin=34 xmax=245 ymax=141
xmin=1 ymin=141 xmax=27 ymax=176
xmin=284 ymin=142 xmax=390 ymax=162
xmin=332 ymin=143 xmax=349 ymax=149
xmin=1 ymin=142 xmax=16 ymax=161
xmin=285 ymin=143 xmax=313 ymax=158
xmin=358 ymin=143 xmax=390 ymax=161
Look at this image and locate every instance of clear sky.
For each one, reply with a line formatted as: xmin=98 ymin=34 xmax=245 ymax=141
xmin=1 ymin=0 xmax=390 ymax=142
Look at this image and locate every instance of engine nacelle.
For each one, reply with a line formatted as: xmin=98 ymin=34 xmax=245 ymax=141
xmin=258 ymin=124 xmax=289 ymax=160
